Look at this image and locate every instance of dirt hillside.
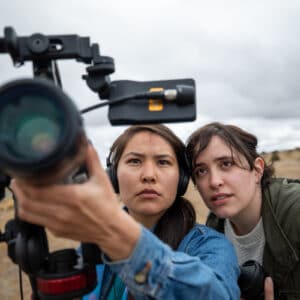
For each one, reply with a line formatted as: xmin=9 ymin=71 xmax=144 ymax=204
xmin=0 ymin=148 xmax=299 ymax=300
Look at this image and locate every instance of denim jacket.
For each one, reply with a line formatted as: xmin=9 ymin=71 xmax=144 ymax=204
xmin=83 ymin=224 xmax=240 ymax=300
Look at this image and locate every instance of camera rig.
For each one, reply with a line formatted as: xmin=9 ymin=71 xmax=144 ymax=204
xmin=0 ymin=27 xmax=196 ymax=300
xmin=0 ymin=27 xmax=196 ymax=124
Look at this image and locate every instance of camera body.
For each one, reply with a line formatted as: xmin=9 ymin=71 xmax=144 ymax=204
xmin=239 ymin=260 xmax=267 ymax=300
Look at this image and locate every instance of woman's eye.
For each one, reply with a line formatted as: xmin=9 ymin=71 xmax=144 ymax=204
xmin=222 ymin=160 xmax=233 ymax=168
xmin=158 ymin=159 xmax=171 ymax=166
xmin=194 ymin=168 xmax=207 ymax=177
xmin=127 ymin=158 xmax=141 ymax=165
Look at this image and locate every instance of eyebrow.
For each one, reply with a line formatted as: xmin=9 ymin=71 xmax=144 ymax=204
xmin=123 ymin=152 xmax=176 ymax=160
xmin=194 ymin=155 xmax=234 ymax=167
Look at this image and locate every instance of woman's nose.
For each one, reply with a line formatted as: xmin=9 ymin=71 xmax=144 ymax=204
xmin=141 ymin=161 xmax=157 ymax=183
xmin=209 ymin=169 xmax=223 ymax=188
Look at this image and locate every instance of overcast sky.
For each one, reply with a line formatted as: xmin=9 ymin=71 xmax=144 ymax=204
xmin=0 ymin=0 xmax=300 ymax=159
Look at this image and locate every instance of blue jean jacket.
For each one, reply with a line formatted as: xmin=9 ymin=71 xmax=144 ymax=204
xmin=83 ymin=224 xmax=240 ymax=299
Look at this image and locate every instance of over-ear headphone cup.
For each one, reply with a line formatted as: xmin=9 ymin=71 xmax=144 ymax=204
xmin=177 ymin=166 xmax=190 ymax=196
xmin=176 ymin=153 xmax=192 ymax=196
xmin=106 ymin=165 xmax=119 ymax=193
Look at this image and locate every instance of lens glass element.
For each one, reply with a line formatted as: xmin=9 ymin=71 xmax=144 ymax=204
xmin=0 ymin=87 xmax=65 ymax=161
xmin=15 ymin=115 xmax=60 ymax=158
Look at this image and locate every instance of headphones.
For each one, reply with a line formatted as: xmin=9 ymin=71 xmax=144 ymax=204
xmin=106 ymin=150 xmax=190 ymax=196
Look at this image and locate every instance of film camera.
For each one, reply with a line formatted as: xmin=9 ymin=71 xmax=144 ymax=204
xmin=0 ymin=27 xmax=196 ymax=300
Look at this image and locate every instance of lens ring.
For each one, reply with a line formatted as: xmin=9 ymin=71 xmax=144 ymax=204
xmin=0 ymin=78 xmax=82 ymax=176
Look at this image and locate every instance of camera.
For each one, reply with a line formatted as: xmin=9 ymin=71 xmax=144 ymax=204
xmin=0 ymin=27 xmax=196 ymax=300
xmin=0 ymin=26 xmax=196 ymax=184
xmin=239 ymin=260 xmax=267 ymax=300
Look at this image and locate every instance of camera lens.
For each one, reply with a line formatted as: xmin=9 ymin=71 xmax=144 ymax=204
xmin=0 ymin=90 xmax=63 ymax=160
xmin=0 ymin=78 xmax=87 ymax=183
xmin=15 ymin=116 xmax=59 ymax=159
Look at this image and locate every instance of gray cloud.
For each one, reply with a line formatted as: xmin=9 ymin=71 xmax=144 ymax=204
xmin=0 ymin=0 xmax=299 ymax=150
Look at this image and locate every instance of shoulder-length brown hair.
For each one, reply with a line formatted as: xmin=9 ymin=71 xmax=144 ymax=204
xmin=186 ymin=122 xmax=274 ymax=188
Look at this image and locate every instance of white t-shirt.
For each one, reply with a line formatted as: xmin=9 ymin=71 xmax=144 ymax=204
xmin=224 ymin=217 xmax=265 ymax=265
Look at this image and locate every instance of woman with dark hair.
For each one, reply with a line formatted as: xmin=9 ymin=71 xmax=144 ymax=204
xmin=12 ymin=124 xmax=240 ymax=300
xmin=186 ymin=122 xmax=300 ymax=300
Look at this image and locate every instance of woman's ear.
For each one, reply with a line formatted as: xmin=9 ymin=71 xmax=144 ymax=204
xmin=254 ymin=157 xmax=264 ymax=183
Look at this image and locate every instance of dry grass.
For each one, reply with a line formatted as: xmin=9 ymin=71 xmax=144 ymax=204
xmin=0 ymin=148 xmax=299 ymax=299
xmin=262 ymin=148 xmax=300 ymax=180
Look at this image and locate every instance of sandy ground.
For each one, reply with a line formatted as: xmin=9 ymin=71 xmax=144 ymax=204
xmin=0 ymin=155 xmax=298 ymax=300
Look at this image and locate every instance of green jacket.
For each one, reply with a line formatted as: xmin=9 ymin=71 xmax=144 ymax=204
xmin=206 ymin=178 xmax=300 ymax=300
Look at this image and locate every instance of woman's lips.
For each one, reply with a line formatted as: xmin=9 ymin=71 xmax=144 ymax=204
xmin=137 ymin=189 xmax=159 ymax=199
xmin=211 ymin=194 xmax=232 ymax=206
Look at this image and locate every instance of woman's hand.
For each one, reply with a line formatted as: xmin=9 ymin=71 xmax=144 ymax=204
xmin=11 ymin=144 xmax=141 ymax=260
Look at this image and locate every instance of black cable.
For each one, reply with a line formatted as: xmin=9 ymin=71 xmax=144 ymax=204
xmin=80 ymin=98 xmax=124 ymax=114
xmin=18 ymin=266 xmax=24 ymax=300
xmin=80 ymin=94 xmax=148 ymax=114
xmin=80 ymin=91 xmax=165 ymax=115
xmin=80 ymin=86 xmax=193 ymax=115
